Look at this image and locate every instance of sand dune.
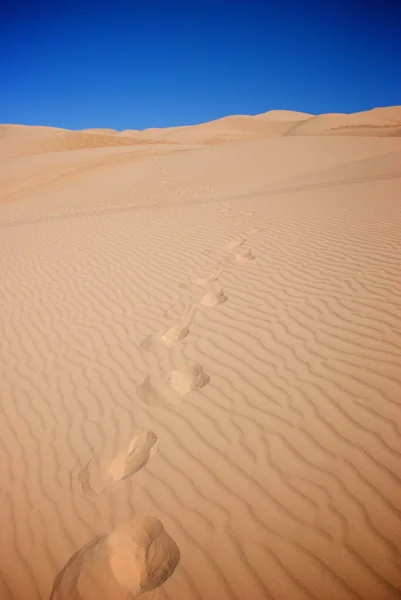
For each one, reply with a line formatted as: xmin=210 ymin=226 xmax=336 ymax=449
xmin=133 ymin=106 xmax=401 ymax=143
xmin=286 ymin=106 xmax=401 ymax=136
xmin=139 ymin=114 xmax=310 ymax=144
xmin=0 ymin=107 xmax=401 ymax=600
xmin=2 ymin=106 xmax=399 ymax=158
xmin=0 ymin=124 xmax=69 ymax=139
xmin=367 ymin=106 xmax=401 ymax=121
xmin=0 ymin=127 xmax=175 ymax=161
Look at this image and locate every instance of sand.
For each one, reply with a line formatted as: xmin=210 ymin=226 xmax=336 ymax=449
xmin=286 ymin=106 xmax=401 ymax=137
xmin=0 ymin=106 xmax=401 ymax=600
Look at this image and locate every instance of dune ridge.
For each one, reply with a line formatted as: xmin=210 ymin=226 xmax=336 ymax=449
xmin=3 ymin=105 xmax=399 ymax=152
xmin=0 ymin=106 xmax=401 ymax=600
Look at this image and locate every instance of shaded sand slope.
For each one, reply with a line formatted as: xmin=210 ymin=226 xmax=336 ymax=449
xmin=0 ymin=128 xmax=401 ymax=600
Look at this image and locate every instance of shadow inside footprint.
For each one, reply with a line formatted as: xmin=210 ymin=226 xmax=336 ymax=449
xmin=76 ymin=459 xmax=96 ymax=496
xmin=50 ymin=534 xmax=107 ymax=599
xmin=70 ymin=456 xmax=101 ymax=496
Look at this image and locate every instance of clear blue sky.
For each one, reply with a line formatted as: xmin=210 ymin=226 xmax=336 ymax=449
xmin=1 ymin=0 xmax=400 ymax=130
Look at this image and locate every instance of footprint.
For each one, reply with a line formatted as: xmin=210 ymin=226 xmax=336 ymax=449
xmin=49 ymin=517 xmax=180 ymax=599
xmin=180 ymin=264 xmax=226 ymax=290
xmin=170 ymin=364 xmax=210 ymax=395
xmin=141 ymin=324 xmax=190 ymax=351
xmin=247 ymin=226 xmax=262 ymax=234
xmin=192 ymin=266 xmax=226 ymax=287
xmin=108 ymin=431 xmax=158 ymax=483
xmin=235 ymin=247 xmax=255 ymax=262
xmin=137 ymin=363 xmax=210 ymax=407
xmin=201 ymin=288 xmax=228 ymax=307
xmin=71 ymin=432 xmax=159 ymax=495
xmin=140 ymin=306 xmax=196 ymax=351
xmin=137 ymin=376 xmax=174 ymax=407
xmin=225 ymin=237 xmax=245 ymax=251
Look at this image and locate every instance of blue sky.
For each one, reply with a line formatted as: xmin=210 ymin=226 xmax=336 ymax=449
xmin=1 ymin=0 xmax=400 ymax=130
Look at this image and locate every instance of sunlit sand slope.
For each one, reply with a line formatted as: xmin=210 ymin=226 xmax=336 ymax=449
xmin=0 ymin=119 xmax=400 ymax=600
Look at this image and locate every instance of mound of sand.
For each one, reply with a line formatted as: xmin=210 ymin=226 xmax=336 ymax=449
xmin=255 ymin=109 xmax=312 ymax=121
xmin=286 ymin=106 xmax=401 ymax=136
xmin=0 ymin=127 xmax=167 ymax=160
xmin=139 ymin=114 xmax=311 ymax=144
xmin=0 ymin=124 xmax=69 ymax=141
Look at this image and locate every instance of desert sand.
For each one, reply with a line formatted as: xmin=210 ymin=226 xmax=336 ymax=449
xmin=0 ymin=106 xmax=401 ymax=600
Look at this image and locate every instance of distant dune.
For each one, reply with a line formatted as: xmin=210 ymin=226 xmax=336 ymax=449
xmin=138 ymin=113 xmax=312 ymax=144
xmin=0 ymin=128 xmax=174 ymax=160
xmin=0 ymin=124 xmax=69 ymax=140
xmin=286 ymin=107 xmax=401 ymax=136
xmin=256 ymin=109 xmax=312 ymax=121
xmin=2 ymin=107 xmax=400 ymax=157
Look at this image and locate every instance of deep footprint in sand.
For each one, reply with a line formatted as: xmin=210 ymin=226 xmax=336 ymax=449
xmin=201 ymin=288 xmax=228 ymax=307
xmin=71 ymin=432 xmax=158 ymax=495
xmin=225 ymin=237 xmax=245 ymax=251
xmin=108 ymin=431 xmax=158 ymax=483
xmin=137 ymin=363 xmax=210 ymax=408
xmin=140 ymin=306 xmax=197 ymax=351
xmin=235 ymin=247 xmax=255 ymax=262
xmin=141 ymin=324 xmax=190 ymax=351
xmin=180 ymin=264 xmax=226 ymax=290
xmin=49 ymin=516 xmax=180 ymax=599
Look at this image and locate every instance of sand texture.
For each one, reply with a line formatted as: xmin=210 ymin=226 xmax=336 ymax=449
xmin=1 ymin=106 xmax=401 ymax=600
